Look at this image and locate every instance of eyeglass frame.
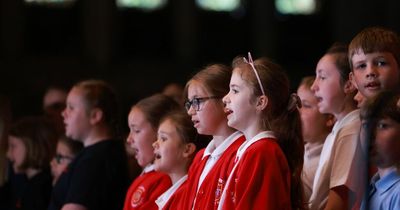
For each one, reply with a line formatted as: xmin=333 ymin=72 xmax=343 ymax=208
xmin=184 ymin=96 xmax=220 ymax=111
xmin=53 ymin=153 xmax=74 ymax=164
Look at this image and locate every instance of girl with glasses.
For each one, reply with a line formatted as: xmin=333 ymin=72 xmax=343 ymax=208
xmin=219 ymin=54 xmax=305 ymax=210
xmin=180 ymin=64 xmax=245 ymax=210
xmin=50 ymin=136 xmax=82 ymax=185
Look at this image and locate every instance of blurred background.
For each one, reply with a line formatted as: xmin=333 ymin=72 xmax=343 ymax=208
xmin=1 ymin=0 xmax=400 ymax=120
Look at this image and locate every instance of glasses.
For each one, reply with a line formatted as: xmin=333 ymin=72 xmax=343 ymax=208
xmin=54 ymin=153 xmax=73 ymax=164
xmin=185 ymin=96 xmax=220 ymax=111
xmin=243 ymin=52 xmax=266 ymax=96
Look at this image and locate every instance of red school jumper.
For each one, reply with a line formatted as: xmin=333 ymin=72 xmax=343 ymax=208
xmin=220 ymin=132 xmax=291 ymax=210
xmin=123 ymin=166 xmax=172 ymax=210
xmin=181 ymin=134 xmax=245 ymax=210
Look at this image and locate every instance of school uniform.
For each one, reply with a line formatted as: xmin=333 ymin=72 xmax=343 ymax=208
xmin=123 ymin=164 xmax=172 ymax=210
xmin=218 ymin=131 xmax=291 ymax=210
xmin=155 ymin=175 xmax=187 ymax=210
xmin=302 ymin=141 xmax=324 ymax=201
xmin=360 ymin=168 xmax=400 ymax=210
xmin=181 ymin=131 xmax=245 ymax=210
xmin=309 ymin=110 xmax=364 ymax=210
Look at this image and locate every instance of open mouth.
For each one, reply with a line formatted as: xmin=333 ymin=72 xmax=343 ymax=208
xmin=224 ymin=108 xmax=233 ymax=115
xmin=365 ymin=82 xmax=380 ymax=89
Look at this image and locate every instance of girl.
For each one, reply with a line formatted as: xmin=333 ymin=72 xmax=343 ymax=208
xmin=181 ymin=64 xmax=245 ymax=210
xmin=153 ymin=110 xmax=202 ymax=210
xmin=297 ymin=76 xmax=334 ymax=201
xmin=360 ymin=90 xmax=400 ymax=210
xmin=124 ymin=94 xmax=180 ymax=210
xmin=6 ymin=116 xmax=56 ymax=210
xmin=49 ymin=79 xmax=130 ymax=210
xmin=310 ymin=44 xmax=364 ymax=210
xmin=220 ymin=53 xmax=304 ymax=210
xmin=50 ymin=136 xmax=83 ymax=185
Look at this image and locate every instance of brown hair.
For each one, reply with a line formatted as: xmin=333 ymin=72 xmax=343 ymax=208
xmin=184 ymin=64 xmax=232 ymax=100
xmin=74 ymin=80 xmax=120 ymax=135
xmin=299 ymin=76 xmax=315 ymax=89
xmin=133 ymin=94 xmax=181 ymax=130
xmin=9 ymin=116 xmax=57 ymax=171
xmin=326 ymin=43 xmax=351 ymax=86
xmin=233 ymin=56 xmax=305 ymax=210
xmin=58 ymin=136 xmax=83 ymax=156
xmin=160 ymin=110 xmax=208 ymax=152
xmin=349 ymin=27 xmax=400 ymax=70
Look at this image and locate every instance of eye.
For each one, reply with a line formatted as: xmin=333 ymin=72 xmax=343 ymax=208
xmin=355 ymin=63 xmax=366 ymax=70
xmin=377 ymin=122 xmax=389 ymax=129
xmin=377 ymin=60 xmax=387 ymax=67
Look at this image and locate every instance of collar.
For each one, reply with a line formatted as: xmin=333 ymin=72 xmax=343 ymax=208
xmin=142 ymin=164 xmax=155 ymax=174
xmin=202 ymin=131 xmax=243 ymax=160
xmin=236 ymin=131 xmax=275 ymax=160
xmin=155 ymin=175 xmax=188 ymax=209
xmin=373 ymin=168 xmax=400 ymax=195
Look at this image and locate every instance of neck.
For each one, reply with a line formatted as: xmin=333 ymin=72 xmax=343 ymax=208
xmin=333 ymin=99 xmax=357 ymax=121
xmin=83 ymin=127 xmax=112 ymax=147
xmin=169 ymin=170 xmax=187 ymax=184
xmin=212 ymin=127 xmax=237 ymax=148
xmin=378 ymin=166 xmax=397 ymax=178
xmin=26 ymin=168 xmax=40 ymax=179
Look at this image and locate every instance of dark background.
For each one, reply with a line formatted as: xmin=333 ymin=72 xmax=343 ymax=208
xmin=1 ymin=0 xmax=400 ymax=120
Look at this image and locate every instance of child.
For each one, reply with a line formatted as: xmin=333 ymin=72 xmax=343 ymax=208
xmin=180 ymin=64 xmax=245 ymax=210
xmin=50 ymin=136 xmax=83 ymax=185
xmin=310 ymin=44 xmax=364 ymax=210
xmin=153 ymin=110 xmax=202 ymax=210
xmin=124 ymin=94 xmax=180 ymax=210
xmin=349 ymin=26 xmax=400 ymax=101
xmin=48 ymin=79 xmax=130 ymax=210
xmin=359 ymin=90 xmax=400 ymax=210
xmin=220 ymin=54 xmax=304 ymax=210
xmin=6 ymin=116 xmax=56 ymax=210
xmin=297 ymin=76 xmax=334 ymax=201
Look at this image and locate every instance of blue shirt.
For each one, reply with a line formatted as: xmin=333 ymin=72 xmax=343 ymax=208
xmin=361 ymin=168 xmax=400 ymax=210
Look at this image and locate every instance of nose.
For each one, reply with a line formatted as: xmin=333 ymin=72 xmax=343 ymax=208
xmin=152 ymin=139 xmax=159 ymax=149
xmin=187 ymin=105 xmax=195 ymax=115
xmin=366 ymin=66 xmax=378 ymax=78
xmin=126 ymin=132 xmax=134 ymax=144
xmin=310 ymin=81 xmax=318 ymax=92
xmin=222 ymin=93 xmax=229 ymax=105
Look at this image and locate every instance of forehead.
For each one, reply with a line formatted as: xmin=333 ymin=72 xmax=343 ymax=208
xmin=316 ymin=55 xmax=339 ymax=74
xmin=8 ymin=135 xmax=24 ymax=145
xmin=187 ymin=80 xmax=209 ymax=98
xmin=352 ymin=51 xmax=397 ymax=62
xmin=158 ymin=119 xmax=177 ymax=133
xmin=128 ymin=107 xmax=146 ymax=125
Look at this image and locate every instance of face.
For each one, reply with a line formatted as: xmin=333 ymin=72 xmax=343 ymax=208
xmin=186 ymin=81 xmax=228 ymax=135
xmin=62 ymin=87 xmax=92 ymax=142
xmin=222 ymin=70 xmax=258 ymax=132
xmin=297 ymin=84 xmax=331 ymax=143
xmin=126 ymin=107 xmax=157 ymax=167
xmin=7 ymin=136 xmax=26 ymax=173
xmin=351 ymin=51 xmax=400 ymax=99
xmin=50 ymin=141 xmax=74 ymax=179
xmin=311 ymin=54 xmax=347 ymax=115
xmin=153 ymin=119 xmax=188 ymax=174
xmin=370 ymin=117 xmax=400 ymax=168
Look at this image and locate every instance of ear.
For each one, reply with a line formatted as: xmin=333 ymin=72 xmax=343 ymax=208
xmin=182 ymin=143 xmax=197 ymax=158
xmin=89 ymin=108 xmax=104 ymax=125
xmin=349 ymin=72 xmax=358 ymax=89
xmin=325 ymin=114 xmax=336 ymax=128
xmin=256 ymin=95 xmax=268 ymax=111
xmin=344 ymin=79 xmax=357 ymax=94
